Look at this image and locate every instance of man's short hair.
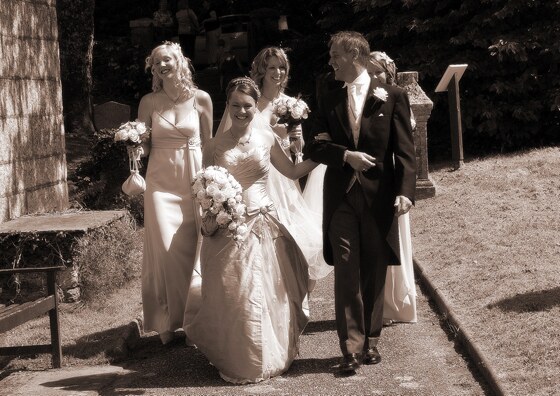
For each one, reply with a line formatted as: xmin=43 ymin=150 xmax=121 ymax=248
xmin=329 ymin=31 xmax=371 ymax=67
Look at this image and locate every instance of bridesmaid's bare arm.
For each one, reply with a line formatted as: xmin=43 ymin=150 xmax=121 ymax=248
xmin=196 ymin=89 xmax=213 ymax=147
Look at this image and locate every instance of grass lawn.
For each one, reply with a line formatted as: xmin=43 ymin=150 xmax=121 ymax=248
xmin=411 ymin=146 xmax=560 ymax=396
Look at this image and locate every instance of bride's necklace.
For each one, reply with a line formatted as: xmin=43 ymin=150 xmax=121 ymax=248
xmin=230 ymin=129 xmax=252 ymax=146
xmin=163 ymin=89 xmax=180 ymax=107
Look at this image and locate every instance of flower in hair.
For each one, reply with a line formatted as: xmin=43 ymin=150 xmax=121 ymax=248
xmin=163 ymin=41 xmax=183 ymax=55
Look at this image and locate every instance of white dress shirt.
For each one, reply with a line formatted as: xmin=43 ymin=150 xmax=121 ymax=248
xmin=344 ymin=70 xmax=371 ymax=146
xmin=344 ymin=70 xmax=371 ymax=191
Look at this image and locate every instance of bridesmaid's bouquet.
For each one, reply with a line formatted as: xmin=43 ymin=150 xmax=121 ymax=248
xmin=271 ymin=95 xmax=310 ymax=126
xmin=192 ymin=166 xmax=248 ymax=241
xmin=271 ymin=95 xmax=310 ymax=162
xmin=113 ymin=121 xmax=151 ymax=196
xmin=113 ymin=121 xmax=151 ymax=149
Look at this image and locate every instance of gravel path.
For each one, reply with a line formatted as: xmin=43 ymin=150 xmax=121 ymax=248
xmin=2 ymin=272 xmax=491 ymax=395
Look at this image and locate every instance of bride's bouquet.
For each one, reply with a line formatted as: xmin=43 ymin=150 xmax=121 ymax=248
xmin=113 ymin=121 xmax=151 ymax=196
xmin=271 ymin=95 xmax=310 ymax=162
xmin=192 ymin=166 xmax=248 ymax=242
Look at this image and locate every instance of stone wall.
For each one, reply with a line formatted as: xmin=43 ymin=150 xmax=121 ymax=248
xmin=0 ymin=0 xmax=68 ymax=223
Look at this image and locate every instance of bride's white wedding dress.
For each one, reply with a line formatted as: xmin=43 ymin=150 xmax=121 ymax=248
xmin=185 ymin=135 xmax=309 ymax=383
xmin=216 ymin=109 xmax=332 ymax=281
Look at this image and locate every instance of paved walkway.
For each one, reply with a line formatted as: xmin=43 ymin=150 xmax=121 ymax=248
xmin=1 ymin=271 xmax=490 ymax=395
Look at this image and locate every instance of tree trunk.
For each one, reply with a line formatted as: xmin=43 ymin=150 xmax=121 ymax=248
xmin=56 ymin=0 xmax=96 ymax=136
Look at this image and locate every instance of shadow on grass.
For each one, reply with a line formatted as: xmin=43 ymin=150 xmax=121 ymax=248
xmin=487 ymin=286 xmax=560 ymax=313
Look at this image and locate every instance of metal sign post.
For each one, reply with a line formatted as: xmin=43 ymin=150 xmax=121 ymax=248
xmin=435 ymin=64 xmax=468 ymax=170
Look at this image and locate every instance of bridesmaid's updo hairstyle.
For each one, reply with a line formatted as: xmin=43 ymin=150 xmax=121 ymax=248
xmin=369 ymin=51 xmax=397 ymax=86
xmin=329 ymin=31 xmax=370 ymax=67
xmin=145 ymin=41 xmax=197 ymax=101
xmin=250 ymin=47 xmax=290 ymax=92
xmin=226 ymin=77 xmax=260 ymax=103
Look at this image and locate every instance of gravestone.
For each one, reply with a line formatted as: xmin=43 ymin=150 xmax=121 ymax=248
xmin=93 ymin=101 xmax=131 ymax=131
xmin=397 ymin=71 xmax=436 ymax=199
xmin=130 ymin=18 xmax=154 ymax=48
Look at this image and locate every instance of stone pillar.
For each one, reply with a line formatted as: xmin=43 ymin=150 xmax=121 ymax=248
xmin=0 ymin=0 xmax=69 ymax=222
xmin=397 ymin=71 xmax=436 ymax=199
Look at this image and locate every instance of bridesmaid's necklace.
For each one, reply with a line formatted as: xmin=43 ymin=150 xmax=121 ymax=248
xmin=230 ymin=129 xmax=252 ymax=146
xmin=163 ymin=89 xmax=180 ymax=108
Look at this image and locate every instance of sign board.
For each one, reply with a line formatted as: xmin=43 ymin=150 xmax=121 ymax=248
xmin=435 ymin=64 xmax=468 ymax=93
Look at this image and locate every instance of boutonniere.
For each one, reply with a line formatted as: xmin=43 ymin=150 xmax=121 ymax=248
xmin=373 ymin=87 xmax=388 ymax=102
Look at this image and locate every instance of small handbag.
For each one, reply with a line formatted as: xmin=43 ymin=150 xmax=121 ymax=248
xmin=122 ymin=148 xmax=146 ymax=196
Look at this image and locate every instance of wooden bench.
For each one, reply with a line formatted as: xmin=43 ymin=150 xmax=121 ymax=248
xmin=0 ymin=266 xmax=63 ymax=368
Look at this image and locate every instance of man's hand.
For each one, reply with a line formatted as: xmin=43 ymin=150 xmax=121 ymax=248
xmin=394 ymin=195 xmax=413 ymax=216
xmin=345 ymin=150 xmax=376 ymax=172
xmin=314 ymin=132 xmax=332 ymax=141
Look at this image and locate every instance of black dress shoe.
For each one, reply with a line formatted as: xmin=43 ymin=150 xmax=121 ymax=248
xmin=362 ymin=346 xmax=381 ymax=364
xmin=340 ymin=353 xmax=360 ymax=373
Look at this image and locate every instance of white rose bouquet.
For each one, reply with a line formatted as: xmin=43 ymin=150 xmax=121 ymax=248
xmin=114 ymin=121 xmax=151 ymax=150
xmin=271 ymin=95 xmax=310 ymax=162
xmin=192 ymin=166 xmax=248 ymax=242
xmin=114 ymin=121 xmax=151 ymax=196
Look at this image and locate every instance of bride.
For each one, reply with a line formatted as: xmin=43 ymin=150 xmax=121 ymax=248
xmin=185 ymin=77 xmax=319 ymax=384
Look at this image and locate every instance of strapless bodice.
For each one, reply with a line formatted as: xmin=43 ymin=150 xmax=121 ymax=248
xmin=214 ymin=145 xmax=273 ymax=211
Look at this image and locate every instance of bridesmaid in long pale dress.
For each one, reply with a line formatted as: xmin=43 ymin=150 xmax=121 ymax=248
xmin=186 ymin=77 xmax=319 ymax=384
xmin=137 ymin=41 xmax=213 ymax=344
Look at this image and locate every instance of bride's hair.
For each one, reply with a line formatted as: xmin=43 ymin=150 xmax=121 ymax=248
xmin=249 ymin=47 xmax=290 ymax=92
xmin=226 ymin=77 xmax=260 ymax=103
xmin=145 ymin=41 xmax=197 ymax=101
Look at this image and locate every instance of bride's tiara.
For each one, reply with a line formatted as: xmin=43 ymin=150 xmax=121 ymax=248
xmin=230 ymin=77 xmax=261 ymax=96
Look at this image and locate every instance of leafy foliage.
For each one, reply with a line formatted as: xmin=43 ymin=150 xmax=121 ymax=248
xmin=71 ymin=129 xmax=147 ymax=224
xmin=57 ymin=0 xmax=96 ymax=135
xmin=92 ymin=37 xmax=152 ymax=111
xmin=310 ymin=0 xmax=560 ymax=157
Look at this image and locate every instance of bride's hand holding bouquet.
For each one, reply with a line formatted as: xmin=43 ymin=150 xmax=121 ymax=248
xmin=192 ymin=166 xmax=248 ymax=242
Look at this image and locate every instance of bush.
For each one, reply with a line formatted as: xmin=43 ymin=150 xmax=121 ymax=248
xmin=75 ymin=214 xmax=142 ymax=303
xmin=71 ymin=128 xmax=147 ymax=225
xmin=92 ymin=36 xmax=152 ymax=110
